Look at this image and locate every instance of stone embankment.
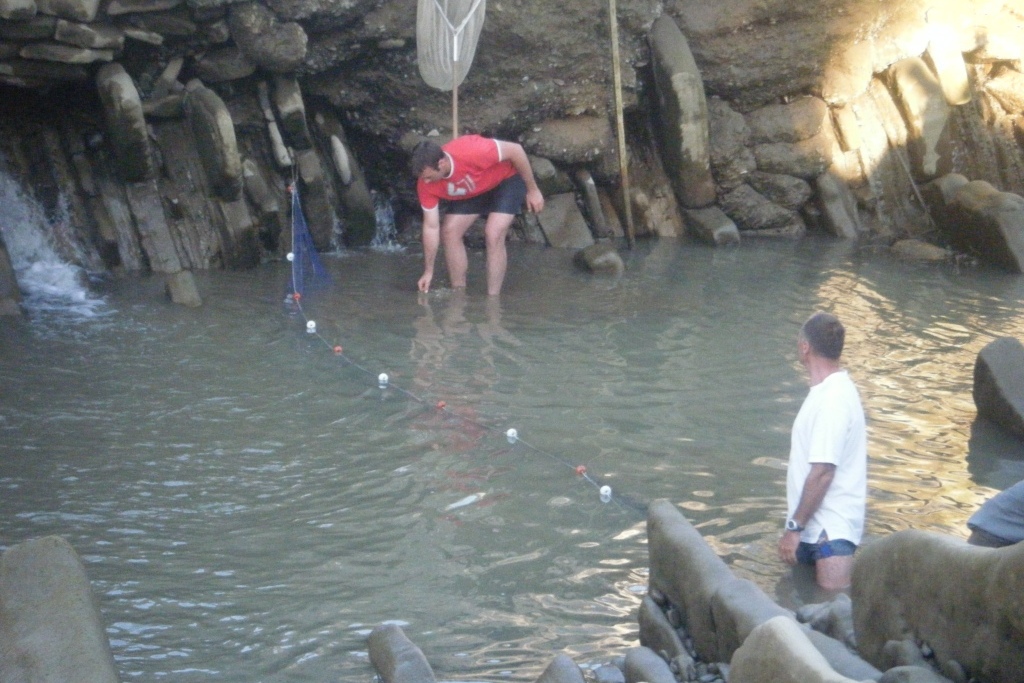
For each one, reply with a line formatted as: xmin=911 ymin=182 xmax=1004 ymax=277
xmin=4 ymin=498 xmax=1024 ymax=682
xmin=1 ymin=0 xmax=1024 ymax=316
xmin=365 ymin=499 xmax=1024 ymax=683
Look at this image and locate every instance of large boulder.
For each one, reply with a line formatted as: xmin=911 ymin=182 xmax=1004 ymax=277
xmin=310 ymin=109 xmax=374 ymax=246
xmin=851 ymin=529 xmax=1024 ymax=683
xmin=294 ymin=148 xmax=336 ymax=250
xmin=924 ymin=25 xmax=971 ymax=106
xmin=521 ymin=116 xmax=617 ymax=180
xmin=623 ymin=646 xmax=677 ymax=683
xmin=164 ymin=269 xmax=202 ymax=307
xmin=719 ymin=184 xmax=805 ymax=237
xmin=920 ymin=173 xmax=969 ymax=235
xmin=574 ymin=243 xmax=624 ymax=275
xmin=35 ymin=0 xmax=98 ymax=22
xmin=746 ymin=97 xmax=830 ymax=145
xmin=0 ymin=235 xmax=21 ymax=315
xmin=273 ymin=75 xmax=311 ymax=150
xmin=192 ymin=46 xmax=256 ymax=83
xmin=537 ymin=193 xmax=594 ymax=249
xmin=54 ymin=20 xmax=124 ymax=49
xmin=747 ymin=171 xmax=812 ymax=211
xmin=973 ymin=337 xmax=1024 ymax=439
xmin=367 ymin=623 xmax=436 ymax=683
xmin=637 ymin=595 xmax=688 ymax=661
xmin=707 ymin=96 xmax=755 ymax=192
xmin=942 ymin=180 xmax=1024 ymax=273
xmin=96 ymin=62 xmax=156 ymax=182
xmin=0 ymin=0 xmax=35 ymax=20
xmin=752 ymin=129 xmax=834 ymax=180
xmin=684 ymin=206 xmax=740 ymax=246
xmin=536 ymin=653 xmax=586 ymax=683
xmin=124 ymin=178 xmax=182 ymax=273
xmin=887 ymin=57 xmax=950 ymax=179
xmin=815 ymin=170 xmax=862 ymax=238
xmin=0 ymin=536 xmax=119 ymax=683
xmin=984 ymin=67 xmax=1024 ymax=115
xmin=228 ymin=1 xmax=307 ymax=73
xmin=183 ymin=79 xmax=242 ymax=201
xmin=648 ymin=15 xmax=715 ymax=209
xmin=729 ymin=616 xmax=862 ymax=683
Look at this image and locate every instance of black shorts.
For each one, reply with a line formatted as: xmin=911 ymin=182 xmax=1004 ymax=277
xmin=445 ymin=175 xmax=526 ymax=216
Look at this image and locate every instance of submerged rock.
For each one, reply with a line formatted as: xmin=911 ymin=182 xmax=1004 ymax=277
xmin=367 ymin=623 xmax=436 ymax=683
xmin=973 ymin=336 xmax=1024 ymax=439
xmin=574 ymin=242 xmax=624 ymax=275
xmin=890 ymin=239 xmax=948 ymax=262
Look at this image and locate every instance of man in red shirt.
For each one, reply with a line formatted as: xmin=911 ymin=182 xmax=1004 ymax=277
xmin=410 ymin=135 xmax=544 ymax=296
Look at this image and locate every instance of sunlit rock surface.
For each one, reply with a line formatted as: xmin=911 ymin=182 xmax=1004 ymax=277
xmin=851 ymin=530 xmax=1024 ymax=683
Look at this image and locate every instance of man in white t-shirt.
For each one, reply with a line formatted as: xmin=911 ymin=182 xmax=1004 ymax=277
xmin=778 ymin=311 xmax=867 ymax=591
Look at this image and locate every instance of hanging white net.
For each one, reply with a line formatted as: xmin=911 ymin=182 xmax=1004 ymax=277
xmin=416 ymin=0 xmax=487 ymax=92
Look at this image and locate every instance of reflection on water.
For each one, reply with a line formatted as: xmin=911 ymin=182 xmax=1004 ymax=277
xmin=2 ymin=237 xmax=1024 ymax=681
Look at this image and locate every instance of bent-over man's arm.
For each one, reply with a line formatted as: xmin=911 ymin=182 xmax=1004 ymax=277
xmin=418 ymin=208 xmax=440 ymax=292
xmin=497 ymin=140 xmax=545 ymax=213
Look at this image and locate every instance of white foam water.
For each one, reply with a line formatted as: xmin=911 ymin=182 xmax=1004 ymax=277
xmin=0 ymin=164 xmax=105 ymax=317
xmin=370 ymin=190 xmax=402 ymax=252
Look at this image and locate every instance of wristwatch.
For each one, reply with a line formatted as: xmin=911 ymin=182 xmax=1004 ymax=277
xmin=785 ymin=519 xmax=805 ymax=532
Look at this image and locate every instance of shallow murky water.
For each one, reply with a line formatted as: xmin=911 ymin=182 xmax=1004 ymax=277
xmin=2 ymin=237 xmax=1024 ymax=682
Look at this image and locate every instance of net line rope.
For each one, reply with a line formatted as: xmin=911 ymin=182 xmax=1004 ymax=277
xmin=285 ymin=295 xmax=634 ymax=511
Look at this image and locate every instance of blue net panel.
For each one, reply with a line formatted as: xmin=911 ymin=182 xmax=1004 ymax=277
xmin=289 ymin=186 xmax=330 ymax=297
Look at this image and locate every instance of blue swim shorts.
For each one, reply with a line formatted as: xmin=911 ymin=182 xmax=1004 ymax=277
xmin=445 ymin=175 xmax=526 ymax=216
xmin=795 ymin=536 xmax=857 ymax=565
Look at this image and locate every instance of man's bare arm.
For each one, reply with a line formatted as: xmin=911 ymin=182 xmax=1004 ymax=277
xmin=778 ymin=462 xmax=836 ymax=565
xmin=791 ymin=462 xmax=836 ymax=528
xmin=418 ymin=208 xmax=440 ymax=292
xmin=498 ymin=140 xmax=545 ymax=213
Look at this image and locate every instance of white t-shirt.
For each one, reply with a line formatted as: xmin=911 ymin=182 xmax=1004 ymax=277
xmin=787 ymin=369 xmax=867 ymax=545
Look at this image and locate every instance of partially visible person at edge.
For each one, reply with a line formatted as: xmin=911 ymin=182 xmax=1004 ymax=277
xmin=410 ymin=135 xmax=544 ymax=297
xmin=778 ymin=311 xmax=868 ymax=592
xmin=966 ymin=479 xmax=1024 ymax=547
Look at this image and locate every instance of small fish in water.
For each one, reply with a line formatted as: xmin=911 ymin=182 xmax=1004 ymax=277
xmin=445 ymin=492 xmax=485 ymax=510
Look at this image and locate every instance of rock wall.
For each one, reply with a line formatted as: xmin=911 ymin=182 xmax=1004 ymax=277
xmin=0 ymin=0 xmax=1023 ymax=313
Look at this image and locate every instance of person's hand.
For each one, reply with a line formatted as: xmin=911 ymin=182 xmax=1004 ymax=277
xmin=525 ymin=188 xmax=544 ymax=213
xmin=417 ymin=270 xmax=433 ymax=293
xmin=778 ymin=530 xmax=800 ymax=566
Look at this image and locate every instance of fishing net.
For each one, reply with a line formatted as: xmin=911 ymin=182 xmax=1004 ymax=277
xmin=288 ymin=185 xmax=329 ymax=297
xmin=416 ymin=0 xmax=487 ymax=91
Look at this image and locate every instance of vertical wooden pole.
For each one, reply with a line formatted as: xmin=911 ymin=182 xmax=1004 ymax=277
xmin=609 ymin=0 xmax=635 ymax=247
xmin=453 ymin=77 xmax=459 ymax=138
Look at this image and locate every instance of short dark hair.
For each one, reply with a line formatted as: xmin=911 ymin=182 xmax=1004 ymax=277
xmin=409 ymin=140 xmax=445 ymax=176
xmin=801 ymin=311 xmax=845 ymax=360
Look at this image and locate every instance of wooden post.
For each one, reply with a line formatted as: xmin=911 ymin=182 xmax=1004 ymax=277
xmin=452 ymin=75 xmax=459 ymax=137
xmin=609 ymin=0 xmax=635 ymax=247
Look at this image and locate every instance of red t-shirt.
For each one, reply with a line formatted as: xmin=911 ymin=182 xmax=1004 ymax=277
xmin=416 ymin=135 xmax=518 ymax=211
